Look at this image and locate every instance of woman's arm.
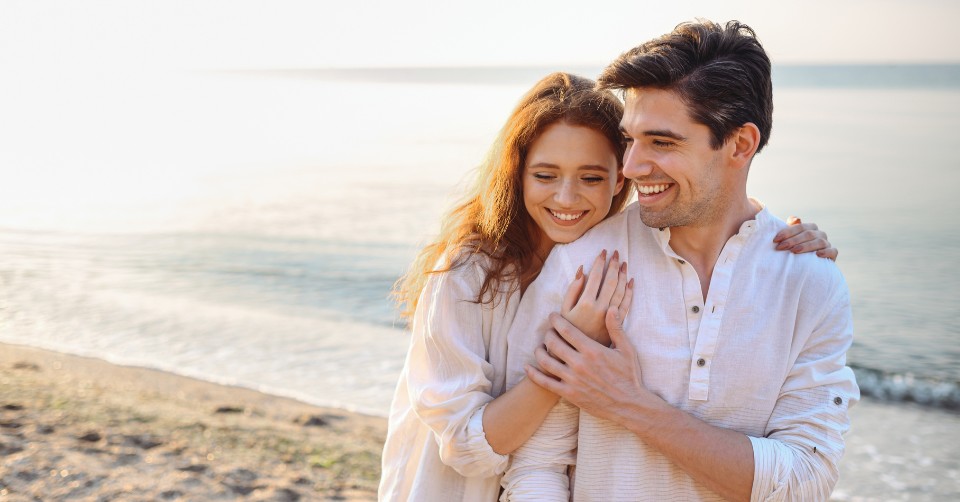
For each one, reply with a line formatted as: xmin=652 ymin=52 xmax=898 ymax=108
xmin=483 ymin=250 xmax=632 ymax=454
xmin=404 ymin=262 xmax=509 ymax=477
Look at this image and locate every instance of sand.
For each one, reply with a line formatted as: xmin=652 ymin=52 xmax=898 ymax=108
xmin=3 ymin=342 xmax=958 ymax=501
xmin=0 ymin=343 xmax=385 ymax=501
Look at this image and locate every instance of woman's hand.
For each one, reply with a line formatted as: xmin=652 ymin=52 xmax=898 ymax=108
xmin=560 ymin=249 xmax=634 ymax=347
xmin=774 ymin=216 xmax=838 ymax=261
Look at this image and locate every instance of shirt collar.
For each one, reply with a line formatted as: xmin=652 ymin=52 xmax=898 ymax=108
xmin=650 ymin=198 xmax=769 ymax=258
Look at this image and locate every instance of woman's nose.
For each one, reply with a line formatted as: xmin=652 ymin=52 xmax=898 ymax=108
xmin=555 ymin=179 xmax=578 ymax=206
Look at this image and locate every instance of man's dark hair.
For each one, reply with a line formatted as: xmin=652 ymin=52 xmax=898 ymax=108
xmin=598 ymin=20 xmax=773 ymax=153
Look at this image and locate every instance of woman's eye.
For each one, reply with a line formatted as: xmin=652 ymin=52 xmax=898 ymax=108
xmin=622 ymin=136 xmax=634 ymax=144
xmin=533 ymin=173 xmax=555 ymax=180
xmin=582 ymin=176 xmax=604 ymax=184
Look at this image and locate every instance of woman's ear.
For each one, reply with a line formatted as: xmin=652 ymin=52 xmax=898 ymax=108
xmin=613 ymin=169 xmax=625 ymax=195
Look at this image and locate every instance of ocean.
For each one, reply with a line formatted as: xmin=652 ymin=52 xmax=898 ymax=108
xmin=1 ymin=65 xmax=958 ymax=499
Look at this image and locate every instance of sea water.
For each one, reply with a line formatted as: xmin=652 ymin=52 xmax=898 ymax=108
xmin=1 ymin=65 xmax=958 ymax=499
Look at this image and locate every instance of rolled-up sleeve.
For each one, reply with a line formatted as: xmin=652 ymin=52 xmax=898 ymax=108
xmin=406 ymin=261 xmax=509 ymax=477
xmin=500 ymin=246 xmax=579 ymax=500
xmin=750 ymin=277 xmax=860 ymax=502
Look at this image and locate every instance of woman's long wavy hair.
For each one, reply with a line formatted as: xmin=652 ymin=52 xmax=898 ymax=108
xmin=394 ymin=72 xmax=630 ymax=321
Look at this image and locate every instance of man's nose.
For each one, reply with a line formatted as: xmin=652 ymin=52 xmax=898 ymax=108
xmin=623 ymin=144 xmax=654 ymax=179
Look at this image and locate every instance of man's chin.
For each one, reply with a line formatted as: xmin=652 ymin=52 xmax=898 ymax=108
xmin=638 ymin=210 xmax=677 ymax=229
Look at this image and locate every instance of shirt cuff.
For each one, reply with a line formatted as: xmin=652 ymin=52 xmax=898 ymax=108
xmin=451 ymin=403 xmax=509 ymax=477
xmin=748 ymin=435 xmax=789 ymax=502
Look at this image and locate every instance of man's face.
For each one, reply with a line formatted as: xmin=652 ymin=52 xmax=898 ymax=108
xmin=620 ymin=88 xmax=730 ymax=229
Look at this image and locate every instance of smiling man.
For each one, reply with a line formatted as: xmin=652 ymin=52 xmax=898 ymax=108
xmin=500 ymin=20 xmax=859 ymax=501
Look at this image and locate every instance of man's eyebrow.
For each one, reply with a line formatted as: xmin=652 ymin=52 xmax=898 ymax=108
xmin=644 ymin=129 xmax=687 ymax=141
xmin=619 ymin=127 xmax=687 ymax=142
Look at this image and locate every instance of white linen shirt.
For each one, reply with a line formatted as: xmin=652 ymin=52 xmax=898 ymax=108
xmin=503 ymin=202 xmax=860 ymax=501
xmin=379 ymin=255 xmax=519 ymax=502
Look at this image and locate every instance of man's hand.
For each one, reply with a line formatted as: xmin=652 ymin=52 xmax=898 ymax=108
xmin=525 ymin=308 xmax=665 ymax=426
xmin=526 ymin=308 xmax=756 ymax=501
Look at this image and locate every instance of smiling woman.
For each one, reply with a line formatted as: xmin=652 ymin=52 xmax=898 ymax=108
xmin=380 ymin=72 xmax=633 ymax=502
xmin=522 ymin=122 xmax=624 ymax=258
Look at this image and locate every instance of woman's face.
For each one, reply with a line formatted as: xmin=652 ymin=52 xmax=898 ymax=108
xmin=523 ymin=122 xmax=623 ymax=256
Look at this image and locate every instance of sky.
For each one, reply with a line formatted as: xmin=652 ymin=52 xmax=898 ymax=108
xmin=2 ymin=0 xmax=959 ymax=73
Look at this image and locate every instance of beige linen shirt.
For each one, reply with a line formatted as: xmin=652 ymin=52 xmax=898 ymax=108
xmin=379 ymin=255 xmax=518 ymax=502
xmin=502 ymin=202 xmax=860 ymax=501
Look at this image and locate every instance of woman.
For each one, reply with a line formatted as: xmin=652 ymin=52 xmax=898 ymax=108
xmin=378 ymin=72 xmax=834 ymax=501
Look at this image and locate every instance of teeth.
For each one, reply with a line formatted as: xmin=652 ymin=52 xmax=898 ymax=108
xmin=549 ymin=210 xmax=584 ymax=221
xmin=638 ymin=184 xmax=669 ymax=195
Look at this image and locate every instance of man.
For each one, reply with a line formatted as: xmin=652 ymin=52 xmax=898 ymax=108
xmin=501 ymin=20 xmax=859 ymax=501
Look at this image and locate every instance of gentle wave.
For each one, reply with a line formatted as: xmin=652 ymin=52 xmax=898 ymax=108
xmin=852 ymin=365 xmax=960 ymax=411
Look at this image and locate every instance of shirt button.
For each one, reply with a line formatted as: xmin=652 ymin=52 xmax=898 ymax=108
xmin=833 ymin=396 xmax=843 ymax=405
xmin=692 ymin=305 xmax=700 ymax=313
xmin=677 ymin=259 xmax=686 ymax=265
xmin=697 ymin=358 xmax=706 ymax=367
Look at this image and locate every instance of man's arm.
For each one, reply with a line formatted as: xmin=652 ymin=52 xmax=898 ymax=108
xmin=528 ymin=296 xmax=857 ymax=502
xmin=527 ymin=309 xmax=754 ymax=501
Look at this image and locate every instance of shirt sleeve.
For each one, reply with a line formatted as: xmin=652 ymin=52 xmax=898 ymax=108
xmin=499 ymin=399 xmax=578 ymax=501
xmin=749 ymin=273 xmax=860 ymax=502
xmin=500 ymin=247 xmax=580 ymax=500
xmin=405 ymin=260 xmax=509 ymax=478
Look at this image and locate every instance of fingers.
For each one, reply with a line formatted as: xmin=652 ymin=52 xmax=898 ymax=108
xmin=608 ymin=261 xmax=628 ymax=310
xmin=817 ymin=247 xmax=839 ymax=261
xmin=774 ymin=218 xmax=818 ymax=243
xmin=525 ymin=364 xmax=564 ymax=394
xmin=596 ymin=251 xmax=622 ymax=306
xmin=534 ymin=345 xmax=568 ymax=380
xmin=562 ymin=265 xmax=586 ymax=314
xmin=581 ymin=250 xmax=608 ymax=301
xmin=548 ymin=312 xmax=596 ymax=353
xmin=617 ymin=278 xmax=635 ymax=321
xmin=776 ymin=228 xmax=828 ymax=251
xmin=604 ymin=307 xmax=631 ymax=353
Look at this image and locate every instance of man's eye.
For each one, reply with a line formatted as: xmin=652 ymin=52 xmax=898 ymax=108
xmin=653 ymin=140 xmax=674 ymax=148
xmin=622 ymin=136 xmax=634 ymax=144
xmin=582 ymin=176 xmax=604 ymax=183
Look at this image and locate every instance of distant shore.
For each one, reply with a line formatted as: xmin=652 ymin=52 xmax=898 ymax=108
xmin=2 ymin=342 xmax=957 ymax=501
xmin=0 ymin=343 xmax=385 ymax=501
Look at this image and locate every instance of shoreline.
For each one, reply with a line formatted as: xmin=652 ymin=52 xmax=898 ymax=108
xmin=2 ymin=342 xmax=958 ymax=501
xmin=0 ymin=342 xmax=385 ymax=501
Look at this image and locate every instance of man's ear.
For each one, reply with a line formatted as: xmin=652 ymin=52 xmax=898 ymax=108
xmin=730 ymin=123 xmax=761 ymax=170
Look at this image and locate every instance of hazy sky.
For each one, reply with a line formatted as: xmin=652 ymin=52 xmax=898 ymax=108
xmin=2 ymin=0 xmax=959 ymax=72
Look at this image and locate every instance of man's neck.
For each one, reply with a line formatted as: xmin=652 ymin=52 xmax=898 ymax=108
xmin=669 ymin=197 xmax=761 ymax=301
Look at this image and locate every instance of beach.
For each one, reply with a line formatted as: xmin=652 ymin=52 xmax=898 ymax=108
xmin=3 ymin=342 xmax=959 ymax=501
xmin=0 ymin=343 xmax=384 ymax=501
xmin=0 ymin=66 xmax=958 ymax=501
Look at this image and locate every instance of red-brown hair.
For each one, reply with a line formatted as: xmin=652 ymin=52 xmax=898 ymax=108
xmin=394 ymin=72 xmax=630 ymax=321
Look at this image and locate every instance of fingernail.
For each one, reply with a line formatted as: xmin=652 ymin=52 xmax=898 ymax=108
xmin=612 ymin=250 xmax=619 ymax=261
xmin=601 ymin=249 xmax=607 ymax=260
xmin=576 ymin=265 xmax=583 ymax=279
xmin=620 ymin=262 xmax=627 ymax=273
xmin=628 ymin=278 xmax=634 ymax=288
